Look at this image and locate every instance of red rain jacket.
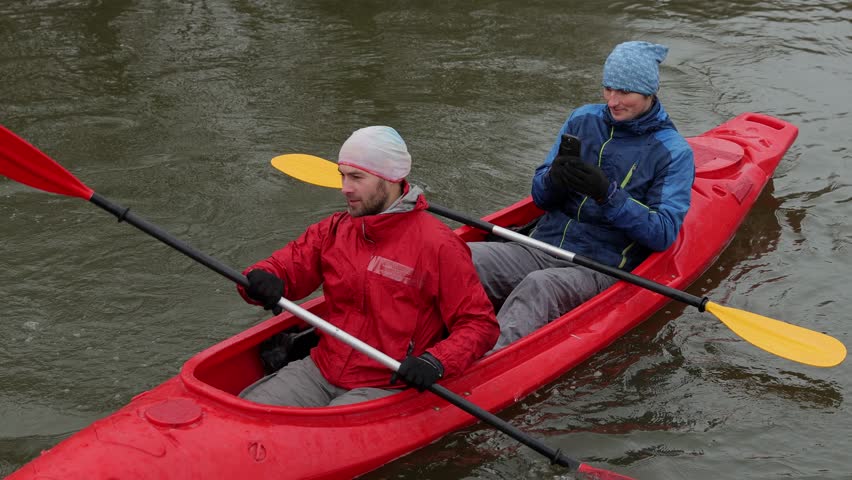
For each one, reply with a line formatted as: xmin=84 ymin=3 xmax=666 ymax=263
xmin=239 ymin=190 xmax=498 ymax=390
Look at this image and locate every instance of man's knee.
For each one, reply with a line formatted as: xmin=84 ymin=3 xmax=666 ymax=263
xmin=514 ymin=269 xmax=561 ymax=294
xmin=240 ymin=374 xmax=294 ymax=405
xmin=240 ymin=358 xmax=330 ymax=407
xmin=329 ymin=387 xmax=398 ymax=407
xmin=469 ymin=242 xmax=498 ymax=274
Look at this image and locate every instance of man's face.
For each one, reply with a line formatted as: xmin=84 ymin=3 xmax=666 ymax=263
xmin=339 ymin=164 xmax=394 ymax=217
xmin=603 ymin=87 xmax=654 ymax=122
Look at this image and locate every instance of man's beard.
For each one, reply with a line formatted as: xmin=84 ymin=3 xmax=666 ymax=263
xmin=348 ymin=181 xmax=391 ymax=217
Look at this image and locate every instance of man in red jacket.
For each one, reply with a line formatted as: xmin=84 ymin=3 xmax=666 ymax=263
xmin=237 ymin=126 xmax=499 ymax=407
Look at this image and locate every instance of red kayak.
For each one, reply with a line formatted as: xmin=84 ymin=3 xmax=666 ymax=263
xmin=8 ymin=113 xmax=797 ymax=479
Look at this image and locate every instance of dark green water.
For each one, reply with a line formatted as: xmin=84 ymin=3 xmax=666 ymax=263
xmin=1 ymin=1 xmax=849 ymax=478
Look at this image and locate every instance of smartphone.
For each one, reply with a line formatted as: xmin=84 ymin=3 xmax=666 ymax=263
xmin=558 ymin=134 xmax=581 ymax=157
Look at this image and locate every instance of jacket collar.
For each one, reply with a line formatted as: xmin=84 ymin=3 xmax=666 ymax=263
xmin=349 ymin=181 xmax=428 ymax=243
xmin=382 ymin=181 xmax=424 ymax=214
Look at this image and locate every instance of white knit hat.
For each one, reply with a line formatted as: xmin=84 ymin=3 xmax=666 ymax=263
xmin=337 ymin=126 xmax=411 ymax=182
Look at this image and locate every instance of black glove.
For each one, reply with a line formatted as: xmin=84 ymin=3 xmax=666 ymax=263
xmin=393 ymin=352 xmax=444 ymax=392
xmin=548 ymin=134 xmax=582 ymax=194
xmin=245 ymin=269 xmax=284 ymax=310
xmin=557 ymin=160 xmax=613 ymax=204
xmin=549 ymin=135 xmax=614 ymax=204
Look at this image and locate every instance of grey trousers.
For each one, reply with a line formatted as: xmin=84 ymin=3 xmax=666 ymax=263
xmin=469 ymin=241 xmax=617 ymax=351
xmin=240 ymin=356 xmax=398 ymax=407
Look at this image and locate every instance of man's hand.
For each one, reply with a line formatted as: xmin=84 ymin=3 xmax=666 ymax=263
xmin=556 ymin=160 xmax=615 ymax=204
xmin=548 ymin=133 xmax=616 ymax=204
xmin=394 ymin=352 xmax=444 ymax=392
xmin=548 ymin=133 xmax=586 ymax=195
xmin=245 ymin=269 xmax=284 ymax=310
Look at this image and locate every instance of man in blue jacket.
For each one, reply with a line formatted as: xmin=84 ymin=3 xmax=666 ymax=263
xmin=471 ymin=41 xmax=695 ymax=351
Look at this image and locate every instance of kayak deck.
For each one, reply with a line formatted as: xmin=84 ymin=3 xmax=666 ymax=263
xmin=9 ymin=113 xmax=798 ymax=479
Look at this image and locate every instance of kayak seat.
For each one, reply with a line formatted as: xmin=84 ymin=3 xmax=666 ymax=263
xmin=258 ymin=326 xmax=320 ymax=374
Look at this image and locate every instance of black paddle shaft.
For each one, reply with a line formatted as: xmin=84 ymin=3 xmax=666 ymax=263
xmin=89 ymin=192 xmax=250 ymax=289
xmin=426 ymin=202 xmax=709 ymax=312
xmin=430 ymin=384 xmax=580 ymax=469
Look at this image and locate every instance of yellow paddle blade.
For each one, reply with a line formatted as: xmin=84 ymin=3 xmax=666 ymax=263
xmin=706 ymin=301 xmax=847 ymax=367
xmin=271 ymin=154 xmax=342 ymax=189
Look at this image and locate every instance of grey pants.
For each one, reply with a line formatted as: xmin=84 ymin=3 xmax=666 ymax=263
xmin=469 ymin=241 xmax=617 ymax=351
xmin=240 ymin=356 xmax=398 ymax=407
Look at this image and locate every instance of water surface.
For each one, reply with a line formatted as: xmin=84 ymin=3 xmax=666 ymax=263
xmin=1 ymin=1 xmax=849 ymax=478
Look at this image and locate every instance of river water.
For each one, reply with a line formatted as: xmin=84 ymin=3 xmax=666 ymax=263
xmin=1 ymin=1 xmax=849 ymax=479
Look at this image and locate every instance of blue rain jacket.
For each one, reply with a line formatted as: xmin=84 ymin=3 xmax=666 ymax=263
xmin=530 ymin=100 xmax=694 ymax=271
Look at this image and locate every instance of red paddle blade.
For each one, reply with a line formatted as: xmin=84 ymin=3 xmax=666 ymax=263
xmin=578 ymin=463 xmax=637 ymax=480
xmin=0 ymin=126 xmax=93 ymax=200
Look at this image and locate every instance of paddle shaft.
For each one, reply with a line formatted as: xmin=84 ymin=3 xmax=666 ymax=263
xmin=88 ymin=193 xmax=591 ymax=472
xmin=427 ymin=202 xmax=709 ymax=312
xmin=89 ymin=192 xmax=395 ymax=370
xmin=430 ymin=383 xmax=580 ymax=469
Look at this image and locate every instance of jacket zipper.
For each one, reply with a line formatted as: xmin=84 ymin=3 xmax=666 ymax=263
xmin=576 ymin=126 xmax=615 ymax=221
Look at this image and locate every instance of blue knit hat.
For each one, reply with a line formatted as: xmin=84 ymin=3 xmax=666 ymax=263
xmin=602 ymin=41 xmax=669 ymax=95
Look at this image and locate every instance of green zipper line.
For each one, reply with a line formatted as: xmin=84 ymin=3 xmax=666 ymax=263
xmin=618 ymin=242 xmax=636 ymax=268
xmin=558 ymin=219 xmax=573 ymax=249
xmin=621 ymin=162 xmax=638 ymax=188
xmin=574 ymin=127 xmax=616 ymax=222
xmin=597 ymin=127 xmax=614 ymax=166
xmin=629 ymin=198 xmax=651 ymax=209
xmin=575 ymin=197 xmax=590 ymax=221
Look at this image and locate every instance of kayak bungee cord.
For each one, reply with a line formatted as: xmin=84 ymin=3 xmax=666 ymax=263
xmin=269 ymin=152 xmax=847 ymax=368
xmin=0 ymin=125 xmax=634 ymax=480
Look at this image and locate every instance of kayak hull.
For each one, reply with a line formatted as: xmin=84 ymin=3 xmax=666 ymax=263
xmin=9 ymin=113 xmax=798 ymax=479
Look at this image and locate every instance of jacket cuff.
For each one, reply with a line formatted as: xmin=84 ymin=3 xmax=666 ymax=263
xmin=601 ymin=187 xmax=629 ymax=219
xmin=602 ymin=180 xmax=618 ymax=203
xmin=420 ymin=352 xmax=444 ymax=378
